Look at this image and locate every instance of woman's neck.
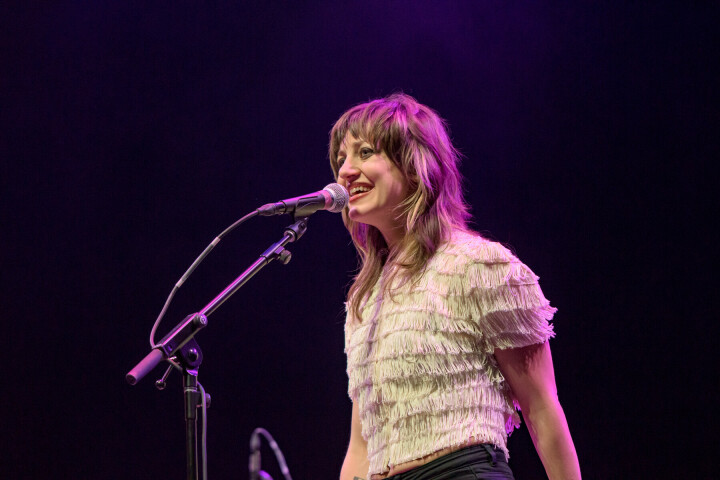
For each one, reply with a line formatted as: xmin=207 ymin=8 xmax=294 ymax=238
xmin=379 ymin=224 xmax=406 ymax=250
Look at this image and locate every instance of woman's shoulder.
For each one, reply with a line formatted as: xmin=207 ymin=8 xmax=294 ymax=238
xmin=438 ymin=229 xmax=518 ymax=264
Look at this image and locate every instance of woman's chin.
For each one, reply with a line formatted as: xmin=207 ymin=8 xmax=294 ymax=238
xmin=348 ymin=210 xmax=376 ymax=228
xmin=347 ymin=208 xmax=363 ymax=222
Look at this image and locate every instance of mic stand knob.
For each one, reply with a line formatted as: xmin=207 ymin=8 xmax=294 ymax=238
xmin=155 ymin=363 xmax=174 ymax=390
xmin=278 ymin=248 xmax=292 ymax=265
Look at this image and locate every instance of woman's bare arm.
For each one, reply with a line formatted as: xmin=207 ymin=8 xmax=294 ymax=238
xmin=340 ymin=401 xmax=370 ymax=480
xmin=495 ymin=342 xmax=581 ymax=480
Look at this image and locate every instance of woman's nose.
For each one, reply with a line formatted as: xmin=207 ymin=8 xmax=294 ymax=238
xmin=338 ymin=160 xmax=359 ymax=184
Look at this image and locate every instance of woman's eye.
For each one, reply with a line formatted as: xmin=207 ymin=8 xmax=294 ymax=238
xmin=360 ymin=148 xmax=374 ymax=157
xmin=337 ymin=158 xmax=346 ymax=168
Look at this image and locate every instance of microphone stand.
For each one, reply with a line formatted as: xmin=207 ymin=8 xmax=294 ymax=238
xmin=127 ymin=216 xmax=310 ymax=480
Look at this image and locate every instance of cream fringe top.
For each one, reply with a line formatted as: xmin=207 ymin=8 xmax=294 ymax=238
xmin=344 ymin=230 xmax=556 ymax=477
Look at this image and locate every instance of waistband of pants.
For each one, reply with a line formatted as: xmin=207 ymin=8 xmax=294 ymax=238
xmin=382 ymin=443 xmax=508 ymax=480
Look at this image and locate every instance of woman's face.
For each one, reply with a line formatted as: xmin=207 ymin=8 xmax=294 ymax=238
xmin=336 ymin=133 xmax=409 ymax=244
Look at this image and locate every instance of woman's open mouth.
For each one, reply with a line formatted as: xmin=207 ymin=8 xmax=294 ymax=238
xmin=349 ymin=184 xmax=373 ymax=202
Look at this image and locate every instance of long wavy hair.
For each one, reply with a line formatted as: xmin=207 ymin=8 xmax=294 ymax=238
xmin=329 ymin=93 xmax=471 ymax=322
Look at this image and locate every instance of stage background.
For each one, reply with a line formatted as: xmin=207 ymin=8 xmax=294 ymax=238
xmin=2 ymin=2 xmax=717 ymax=478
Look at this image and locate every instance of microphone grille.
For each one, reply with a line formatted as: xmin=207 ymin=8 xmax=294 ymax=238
xmin=323 ymin=183 xmax=349 ymax=213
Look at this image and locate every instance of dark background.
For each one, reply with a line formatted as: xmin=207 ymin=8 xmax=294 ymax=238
xmin=2 ymin=2 xmax=717 ymax=479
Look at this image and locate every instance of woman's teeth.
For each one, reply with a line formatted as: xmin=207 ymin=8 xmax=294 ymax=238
xmin=350 ymin=186 xmax=372 ymax=195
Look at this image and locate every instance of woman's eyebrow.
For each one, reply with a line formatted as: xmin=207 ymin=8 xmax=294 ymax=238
xmin=348 ymin=140 xmax=365 ymax=151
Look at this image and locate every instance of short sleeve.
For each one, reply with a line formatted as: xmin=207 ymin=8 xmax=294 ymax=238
xmin=464 ymin=241 xmax=556 ymax=352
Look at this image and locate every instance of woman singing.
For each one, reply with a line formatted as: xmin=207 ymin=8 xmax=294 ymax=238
xmin=330 ymin=93 xmax=581 ymax=480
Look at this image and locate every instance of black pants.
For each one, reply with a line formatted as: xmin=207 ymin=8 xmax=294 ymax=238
xmin=383 ymin=444 xmax=515 ymax=480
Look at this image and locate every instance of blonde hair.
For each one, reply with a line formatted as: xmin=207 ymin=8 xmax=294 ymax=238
xmin=329 ymin=93 xmax=471 ymax=322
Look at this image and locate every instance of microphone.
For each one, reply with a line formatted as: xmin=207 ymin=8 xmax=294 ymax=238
xmin=257 ymin=183 xmax=349 ymax=217
xmin=249 ymin=431 xmax=261 ymax=480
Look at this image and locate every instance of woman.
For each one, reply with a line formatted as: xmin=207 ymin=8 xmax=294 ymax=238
xmin=330 ymin=93 xmax=581 ymax=480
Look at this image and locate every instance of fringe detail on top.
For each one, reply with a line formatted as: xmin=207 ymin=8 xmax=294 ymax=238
xmin=345 ymin=230 xmax=557 ymax=476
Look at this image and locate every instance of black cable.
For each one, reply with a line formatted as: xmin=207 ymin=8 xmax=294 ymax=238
xmin=149 ymin=210 xmax=259 ymax=347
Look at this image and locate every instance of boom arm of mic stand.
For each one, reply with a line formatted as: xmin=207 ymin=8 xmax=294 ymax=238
xmin=126 ymin=217 xmax=310 ymax=385
xmin=198 ymin=216 xmax=307 ymax=319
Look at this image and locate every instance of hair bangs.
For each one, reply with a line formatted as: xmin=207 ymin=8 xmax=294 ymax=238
xmin=329 ymin=100 xmax=403 ymax=179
